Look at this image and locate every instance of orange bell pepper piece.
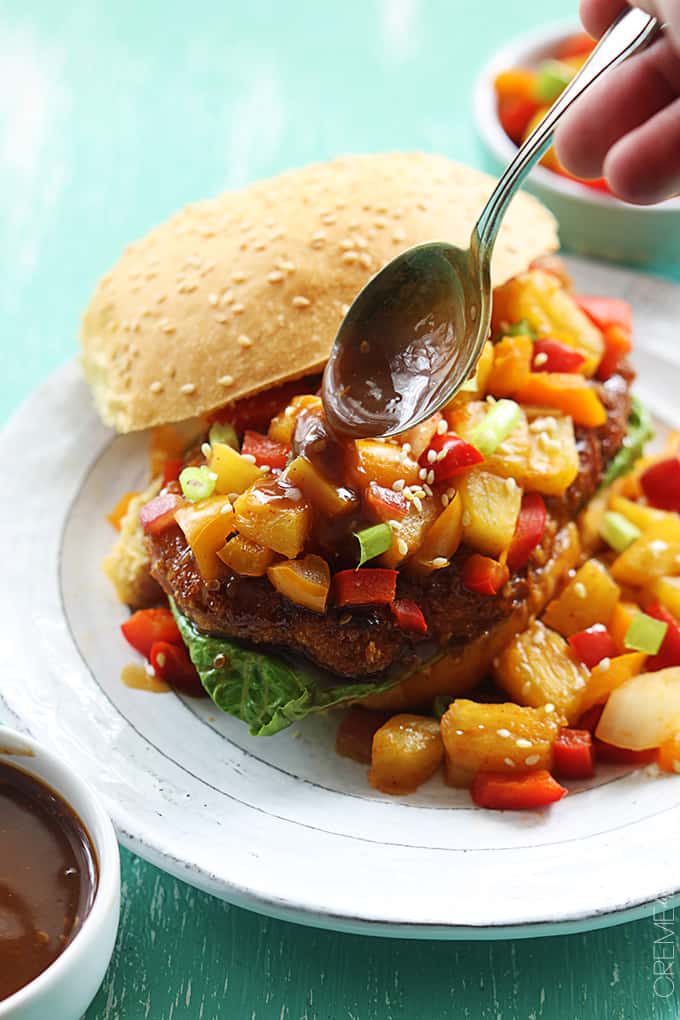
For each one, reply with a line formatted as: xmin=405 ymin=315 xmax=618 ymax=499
xmin=494 ymin=68 xmax=538 ymax=102
xmin=597 ymin=325 xmax=632 ymax=381
xmin=486 ymin=334 xmax=533 ymax=397
xmin=580 ymin=651 xmax=647 ymax=713
xmin=107 ymin=490 xmax=140 ymax=531
xmin=513 ymin=373 xmax=607 ymax=427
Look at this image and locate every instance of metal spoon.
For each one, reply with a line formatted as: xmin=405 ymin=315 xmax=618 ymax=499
xmin=322 ymin=8 xmax=659 ymax=439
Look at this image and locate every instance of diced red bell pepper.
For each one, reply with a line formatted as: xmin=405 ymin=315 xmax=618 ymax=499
xmin=149 ymin=641 xmax=204 ymax=697
xmin=471 ymin=769 xmax=567 ymax=810
xmin=596 ymin=325 xmax=633 ymax=381
xmin=390 ymin=598 xmax=428 ymax=635
xmin=365 ymin=481 xmax=410 ymax=521
xmin=557 ymin=32 xmax=596 ymax=60
xmin=592 ymin=740 xmax=657 ymax=766
xmin=139 ymin=493 xmax=184 ymax=535
xmin=640 ymin=457 xmax=680 ymax=512
xmin=577 ymin=703 xmax=605 ymax=733
xmin=644 ymin=603 xmax=680 ymax=671
xmin=568 ymin=624 xmax=619 ymax=670
xmin=121 ymin=608 xmax=183 ymax=659
xmin=209 ymin=374 xmax=321 ymax=432
xmin=552 ymin=728 xmax=595 ymax=779
xmin=506 ymin=492 xmax=547 ymax=571
xmin=574 ymin=295 xmax=633 ymax=334
xmin=241 ymin=430 xmax=291 ymax=470
xmin=162 ymin=459 xmax=184 ymax=486
xmin=532 ymin=338 xmax=586 ymax=374
xmin=462 ymin=554 xmax=510 ymax=597
xmin=333 ymin=568 xmax=398 ymax=607
xmin=419 ymin=433 xmax=484 ymax=483
xmin=498 ymin=95 xmax=540 ymax=145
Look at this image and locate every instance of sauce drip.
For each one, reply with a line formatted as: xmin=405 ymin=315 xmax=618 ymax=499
xmin=121 ymin=662 xmax=171 ymax=693
xmin=323 ymin=245 xmax=473 ymax=438
xmin=0 ymin=761 xmax=97 ymax=1002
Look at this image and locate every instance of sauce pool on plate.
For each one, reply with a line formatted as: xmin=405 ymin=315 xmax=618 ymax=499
xmin=0 ymin=761 xmax=98 ymax=1002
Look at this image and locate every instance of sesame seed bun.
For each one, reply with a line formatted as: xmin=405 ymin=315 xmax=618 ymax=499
xmin=80 ymin=152 xmax=558 ymax=433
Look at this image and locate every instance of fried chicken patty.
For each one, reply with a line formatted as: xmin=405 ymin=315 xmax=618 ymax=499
xmin=147 ymin=372 xmax=632 ymax=679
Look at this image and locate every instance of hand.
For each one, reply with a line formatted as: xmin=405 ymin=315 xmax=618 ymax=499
xmin=555 ymin=0 xmax=680 ymax=203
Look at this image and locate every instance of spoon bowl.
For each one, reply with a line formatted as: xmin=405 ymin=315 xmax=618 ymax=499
xmin=322 ymin=8 xmax=659 ymax=438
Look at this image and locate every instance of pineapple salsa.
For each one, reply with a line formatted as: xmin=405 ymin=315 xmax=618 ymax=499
xmin=113 ymin=262 xmax=680 ymax=811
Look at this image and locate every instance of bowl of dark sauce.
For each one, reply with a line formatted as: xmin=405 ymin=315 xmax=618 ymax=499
xmin=0 ymin=726 xmax=120 ymax=1020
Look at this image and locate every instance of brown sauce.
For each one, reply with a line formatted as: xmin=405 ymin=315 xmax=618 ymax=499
xmin=121 ymin=662 xmax=170 ymax=693
xmin=0 ymin=761 xmax=97 ymax=1002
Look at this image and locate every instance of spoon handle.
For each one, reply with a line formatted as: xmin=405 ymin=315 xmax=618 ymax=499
xmin=473 ymin=7 xmax=660 ymax=260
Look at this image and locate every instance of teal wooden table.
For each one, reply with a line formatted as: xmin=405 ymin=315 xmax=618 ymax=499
xmin=2 ymin=2 xmax=679 ymax=1017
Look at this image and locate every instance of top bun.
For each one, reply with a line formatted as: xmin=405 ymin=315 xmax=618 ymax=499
xmin=80 ymin=152 xmax=558 ymax=433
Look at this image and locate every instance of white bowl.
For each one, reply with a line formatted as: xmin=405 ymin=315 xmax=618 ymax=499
xmin=474 ymin=20 xmax=680 ymax=265
xmin=0 ymin=725 xmax=120 ymax=1020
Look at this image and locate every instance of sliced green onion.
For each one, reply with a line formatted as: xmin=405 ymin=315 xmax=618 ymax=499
xmin=468 ymin=399 xmax=521 ymax=456
xmin=505 ymin=318 xmax=537 ymax=340
xmin=180 ymin=465 xmax=217 ymax=502
xmin=624 ymin=612 xmax=668 ymax=655
xmin=432 ymin=695 xmax=452 ymax=719
xmin=354 ymin=523 xmax=393 ymax=567
xmin=600 ymin=511 xmax=642 ymax=553
xmin=601 ymin=397 xmax=654 ymax=488
xmin=209 ymin=422 xmax=239 ymax=450
xmin=534 ymin=59 xmax=575 ymax=104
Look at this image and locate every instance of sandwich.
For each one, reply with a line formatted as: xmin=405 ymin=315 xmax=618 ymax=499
xmin=81 ymin=153 xmax=648 ymax=784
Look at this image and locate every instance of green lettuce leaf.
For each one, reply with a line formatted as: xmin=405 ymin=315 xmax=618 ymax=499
xmin=601 ymin=396 xmax=654 ymax=489
xmin=172 ymin=602 xmax=399 ymax=736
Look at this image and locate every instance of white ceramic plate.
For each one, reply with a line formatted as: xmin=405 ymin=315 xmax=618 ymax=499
xmin=2 ymin=257 xmax=680 ymax=940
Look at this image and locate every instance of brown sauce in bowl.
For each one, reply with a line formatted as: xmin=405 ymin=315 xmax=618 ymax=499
xmin=0 ymin=761 xmax=98 ymax=1002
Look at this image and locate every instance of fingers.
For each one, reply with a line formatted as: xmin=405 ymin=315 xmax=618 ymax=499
xmin=554 ymin=36 xmax=680 ymax=180
xmin=579 ymin=0 xmax=628 ymax=38
xmin=605 ymin=95 xmax=680 ymax=202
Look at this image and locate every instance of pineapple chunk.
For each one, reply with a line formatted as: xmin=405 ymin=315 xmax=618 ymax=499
xmin=440 ymin=700 xmax=562 ymax=779
xmin=284 ymin=456 xmax=359 ymax=516
xmin=268 ymin=554 xmax=330 ymax=613
xmin=649 ymin=576 xmax=680 ymax=621
xmin=209 ymin=442 xmax=263 ymax=495
xmin=447 ymin=400 xmax=530 ymax=482
xmin=380 ymin=498 xmax=439 ymax=568
xmin=458 ymin=468 xmax=522 ymax=557
xmin=356 ymin=440 xmax=421 ymax=488
xmin=396 ymin=413 xmax=442 ymax=459
xmin=456 ymin=340 xmax=495 ymax=400
xmin=611 ymin=518 xmax=680 ymax=587
xmin=580 ymin=652 xmax=647 ymax=713
xmin=491 ymin=269 xmax=604 ymax=376
xmin=543 ymin=559 xmax=620 ymax=636
xmin=234 ymin=485 xmax=311 ymax=559
xmin=494 ymin=620 xmax=589 ymax=723
xmin=608 ymin=495 xmax=671 ymax=532
xmin=269 ymin=394 xmax=323 ymax=445
xmin=369 ymin=715 xmax=444 ymax=794
xmin=407 ymin=492 xmax=464 ymax=576
xmin=519 ymin=415 xmax=579 ymax=496
xmin=578 ymin=485 xmax=610 ymax=553
xmin=218 ymin=534 xmax=274 ymax=576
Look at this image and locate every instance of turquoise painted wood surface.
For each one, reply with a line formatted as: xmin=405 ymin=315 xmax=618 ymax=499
xmin=1 ymin=1 xmax=679 ymax=1017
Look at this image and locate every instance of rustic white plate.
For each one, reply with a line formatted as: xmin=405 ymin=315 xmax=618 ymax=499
xmin=2 ymin=257 xmax=680 ymax=939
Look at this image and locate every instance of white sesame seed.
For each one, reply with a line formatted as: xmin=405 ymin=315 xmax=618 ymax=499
xmin=427 ymin=449 xmax=437 ymax=464
xmin=237 ymin=335 xmax=253 ymax=348
xmin=232 ymin=303 xmax=245 ymax=315
xmin=525 ymin=754 xmax=541 ymax=767
xmin=201 ymin=442 xmax=212 ymax=458
xmin=267 ymin=270 xmax=284 ymax=284
xmin=597 ymin=657 xmax=612 ymax=672
xmin=180 ymin=383 xmax=196 ymax=395
xmin=397 ymin=539 xmax=409 ymax=557
xmin=423 ymin=484 xmax=433 ymax=497
xmin=393 ymin=479 xmax=406 ymax=492
xmin=516 ymin=738 xmax=532 ymax=749
xmin=573 ymin=581 xmax=587 ymax=599
xmin=505 ymin=477 xmax=517 ymax=491
xmin=504 ymin=758 xmax=516 ymax=768
xmin=436 ymin=448 xmax=447 ymax=462
xmin=232 ymin=271 xmax=247 ymax=283
xmin=418 ymin=467 xmax=428 ymax=481
xmin=496 ymin=729 xmax=511 ymax=738
xmin=292 ymin=295 xmax=311 ymax=308
xmin=534 ymin=352 xmax=549 ymax=367
xmin=401 ymin=442 xmax=412 ymax=455
xmin=149 ymin=381 xmax=163 ymax=394
xmin=241 ymin=453 xmax=257 ymax=464
xmin=413 ymin=496 xmax=423 ymax=513
xmin=437 ymin=419 xmax=448 ymax=435
xmin=441 ymin=494 xmax=450 ymax=508
xmin=342 ymin=251 xmax=359 ymax=264
xmin=544 ymin=703 xmax=555 ymax=714
xmin=218 ymin=375 xmax=234 ymax=387
xmin=426 ymin=470 xmax=435 ymax=486
xmin=431 ymin=557 xmax=449 ymax=569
